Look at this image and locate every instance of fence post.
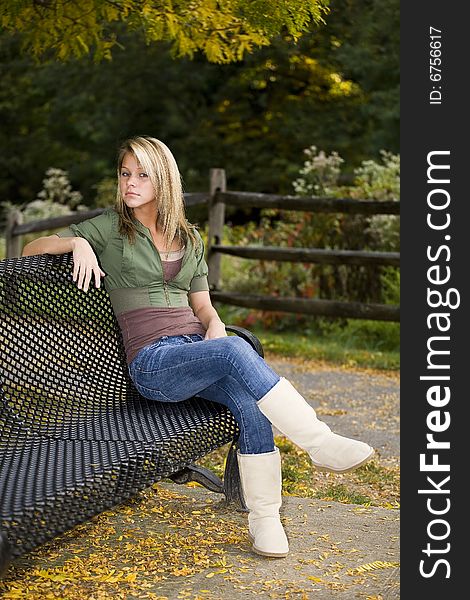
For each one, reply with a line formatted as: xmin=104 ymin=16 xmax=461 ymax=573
xmin=5 ymin=209 xmax=23 ymax=258
xmin=207 ymin=169 xmax=226 ymax=290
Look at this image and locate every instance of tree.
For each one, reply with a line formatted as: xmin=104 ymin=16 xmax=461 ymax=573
xmin=0 ymin=0 xmax=398 ymax=205
xmin=0 ymin=0 xmax=329 ymax=63
xmin=314 ymin=0 xmax=399 ymax=157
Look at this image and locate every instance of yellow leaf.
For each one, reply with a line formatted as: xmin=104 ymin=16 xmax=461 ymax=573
xmin=348 ymin=561 xmax=400 ymax=575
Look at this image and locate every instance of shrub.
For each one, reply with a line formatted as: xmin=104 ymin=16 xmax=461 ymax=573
xmin=1 ymin=168 xmax=87 ymax=251
xmin=221 ymin=147 xmax=400 ymax=332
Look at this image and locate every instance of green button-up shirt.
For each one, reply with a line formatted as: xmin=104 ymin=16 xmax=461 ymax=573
xmin=57 ymin=208 xmax=209 ymax=315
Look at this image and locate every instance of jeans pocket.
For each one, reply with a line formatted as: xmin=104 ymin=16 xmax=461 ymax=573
xmin=132 ymin=340 xmax=166 ymax=374
xmin=149 ymin=336 xmax=167 ymax=349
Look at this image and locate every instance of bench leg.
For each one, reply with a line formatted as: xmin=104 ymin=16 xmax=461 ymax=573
xmin=221 ymin=440 xmax=248 ymax=511
xmin=0 ymin=531 xmax=11 ymax=578
xmin=168 ymin=464 xmax=225 ymax=493
xmin=168 ymin=441 xmax=247 ymax=511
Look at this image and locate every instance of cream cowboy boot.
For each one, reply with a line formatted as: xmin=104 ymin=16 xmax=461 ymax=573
xmin=237 ymin=448 xmax=289 ymax=558
xmin=257 ymin=378 xmax=374 ymax=473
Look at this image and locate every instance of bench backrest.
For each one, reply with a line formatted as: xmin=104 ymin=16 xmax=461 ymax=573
xmin=0 ymin=253 xmax=140 ymax=438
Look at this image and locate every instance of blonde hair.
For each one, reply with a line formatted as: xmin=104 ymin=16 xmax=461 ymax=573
xmin=115 ymin=136 xmax=198 ymax=250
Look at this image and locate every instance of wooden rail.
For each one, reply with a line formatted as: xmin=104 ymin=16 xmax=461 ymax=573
xmin=212 ymin=245 xmax=400 ymax=267
xmin=5 ymin=194 xmax=208 ymax=257
xmin=215 ymin=191 xmax=400 ymax=215
xmin=206 ymin=180 xmax=400 ymax=323
xmin=210 ymin=292 xmax=400 ymax=322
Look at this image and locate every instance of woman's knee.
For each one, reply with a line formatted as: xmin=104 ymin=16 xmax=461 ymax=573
xmin=218 ymin=335 xmax=258 ymax=362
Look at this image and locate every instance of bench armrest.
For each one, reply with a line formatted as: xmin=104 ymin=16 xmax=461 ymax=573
xmin=225 ymin=325 xmax=264 ymax=358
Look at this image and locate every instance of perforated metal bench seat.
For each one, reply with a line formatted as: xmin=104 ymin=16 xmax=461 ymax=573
xmin=0 ymin=253 xmax=259 ymax=574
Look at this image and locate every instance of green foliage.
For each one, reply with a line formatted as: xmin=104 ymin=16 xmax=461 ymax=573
xmin=320 ymin=318 xmax=399 ymax=355
xmin=217 ymin=304 xmax=399 ymax=369
xmin=0 ymin=0 xmax=399 ymax=207
xmin=1 ymin=167 xmax=86 ymax=249
xmin=94 ymin=177 xmax=116 ymax=208
xmin=0 ymin=0 xmax=329 ymax=63
xmin=319 ymin=0 xmax=400 ymax=158
xmin=222 ymin=147 xmax=399 ymax=308
xmin=216 ymin=145 xmax=400 ymax=354
xmin=380 ymin=267 xmax=400 ymax=305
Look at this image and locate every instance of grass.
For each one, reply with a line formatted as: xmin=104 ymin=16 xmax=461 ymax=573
xmin=314 ymin=484 xmax=372 ymax=505
xmin=217 ymin=305 xmax=399 ymax=371
xmin=198 ymin=437 xmax=400 ymax=509
xmin=253 ymin=328 xmax=398 ymax=370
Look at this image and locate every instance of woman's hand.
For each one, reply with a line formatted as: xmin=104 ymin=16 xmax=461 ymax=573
xmin=71 ymin=237 xmax=106 ymax=292
xmin=22 ymin=234 xmax=105 ymax=292
xmin=189 ymin=290 xmax=227 ymax=339
xmin=204 ymin=319 xmax=227 ymax=340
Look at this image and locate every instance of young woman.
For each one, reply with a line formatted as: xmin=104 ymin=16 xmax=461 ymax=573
xmin=22 ymin=136 xmax=374 ymax=558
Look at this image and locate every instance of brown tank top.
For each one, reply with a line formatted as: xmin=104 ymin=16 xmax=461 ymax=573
xmin=117 ymin=248 xmax=206 ymax=364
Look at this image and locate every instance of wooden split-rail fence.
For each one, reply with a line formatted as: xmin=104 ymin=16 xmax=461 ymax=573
xmin=4 ymin=168 xmax=400 ymax=322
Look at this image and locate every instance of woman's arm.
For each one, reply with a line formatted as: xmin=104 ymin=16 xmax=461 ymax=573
xmin=189 ymin=291 xmax=227 ymax=340
xmin=23 ymin=234 xmax=77 ymax=257
xmin=22 ymin=235 xmax=105 ymax=292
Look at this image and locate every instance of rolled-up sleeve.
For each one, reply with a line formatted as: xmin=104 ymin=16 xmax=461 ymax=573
xmin=56 ymin=209 xmax=113 ymax=255
xmin=189 ymin=232 xmax=209 ymax=293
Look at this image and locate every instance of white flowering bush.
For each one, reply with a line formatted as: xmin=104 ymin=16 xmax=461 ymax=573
xmin=292 ymin=146 xmax=344 ymax=196
xmin=353 ymin=151 xmax=400 ymax=201
xmin=223 ymin=147 xmax=400 ymax=329
xmin=1 ymin=168 xmax=87 ymax=252
xmin=352 ymin=151 xmax=400 ymax=252
xmin=294 ymin=148 xmax=400 ymax=252
xmin=22 ymin=168 xmax=86 ymax=223
xmin=37 ymin=167 xmax=83 ymax=207
xmin=20 ymin=198 xmax=74 ymax=222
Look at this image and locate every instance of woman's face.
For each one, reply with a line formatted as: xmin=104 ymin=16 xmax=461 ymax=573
xmin=119 ymin=152 xmax=156 ymax=211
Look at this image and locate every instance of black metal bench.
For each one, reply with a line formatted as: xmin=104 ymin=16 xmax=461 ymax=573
xmin=0 ymin=253 xmax=260 ymax=576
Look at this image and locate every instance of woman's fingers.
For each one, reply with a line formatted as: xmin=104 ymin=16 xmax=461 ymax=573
xmin=76 ymin=262 xmax=86 ymax=291
xmin=94 ymin=266 xmax=104 ymax=289
xmin=72 ymin=264 xmax=79 ymax=284
xmin=74 ymin=263 xmax=105 ymax=291
xmin=71 ymin=239 xmax=104 ymax=292
xmin=73 ymin=261 xmax=90 ymax=291
xmin=83 ymin=267 xmax=93 ymax=292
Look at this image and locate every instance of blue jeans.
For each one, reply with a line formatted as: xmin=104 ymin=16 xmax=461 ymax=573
xmin=128 ymin=334 xmax=279 ymax=454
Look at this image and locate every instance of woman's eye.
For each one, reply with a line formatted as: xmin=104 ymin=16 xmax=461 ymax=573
xmin=140 ymin=172 xmax=148 ymax=178
xmin=121 ymin=171 xmax=129 ymax=177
